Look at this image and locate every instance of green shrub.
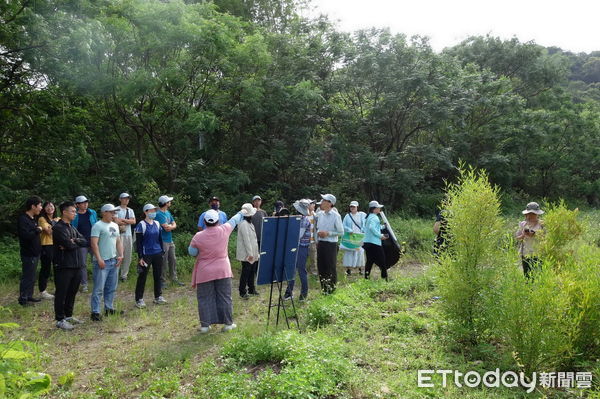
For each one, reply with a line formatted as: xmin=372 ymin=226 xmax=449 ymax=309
xmin=0 ymin=238 xmax=21 ymax=283
xmin=198 ymin=330 xmax=355 ymax=399
xmin=434 ymin=167 xmax=506 ymax=344
xmin=538 ymin=201 xmax=583 ymax=266
xmin=495 ymin=204 xmax=600 ymax=374
xmin=496 ymin=261 xmax=575 ymax=374
xmin=0 ymin=308 xmax=51 ymax=398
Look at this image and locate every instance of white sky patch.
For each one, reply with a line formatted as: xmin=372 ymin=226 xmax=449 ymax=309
xmin=303 ymin=0 xmax=600 ymax=53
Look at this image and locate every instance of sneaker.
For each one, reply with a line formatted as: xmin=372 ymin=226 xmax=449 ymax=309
xmin=80 ymin=285 xmax=89 ymax=293
xmin=249 ymin=291 xmax=259 ymax=296
xmin=56 ymin=319 xmax=75 ymax=330
xmin=135 ymin=299 xmax=146 ymax=309
xmin=299 ymin=295 xmax=307 ymax=302
xmin=27 ymin=297 xmax=41 ymax=303
xmin=153 ymin=296 xmax=167 ymax=305
xmin=19 ymin=301 xmax=33 ymax=307
xmin=173 ymin=280 xmax=185 ymax=287
xmin=240 ymin=293 xmax=250 ymax=300
xmin=283 ymin=294 xmax=292 ymax=301
xmin=120 ymin=276 xmax=126 ymax=282
xmin=358 ymin=268 xmax=363 ymax=275
xmin=40 ymin=291 xmax=54 ymax=300
xmin=91 ymin=312 xmax=102 ymax=321
xmin=346 ymin=269 xmax=351 ymax=276
xmin=222 ymin=323 xmax=237 ymax=332
xmin=199 ymin=326 xmax=210 ymax=334
xmin=65 ymin=317 xmax=84 ymax=325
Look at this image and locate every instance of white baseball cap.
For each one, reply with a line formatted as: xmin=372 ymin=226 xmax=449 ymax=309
xmin=204 ymin=209 xmax=219 ymax=224
xmin=368 ymin=200 xmax=384 ymax=208
xmin=119 ymin=193 xmax=131 ymax=199
xmin=349 ymin=201 xmax=359 ymax=207
xmin=143 ymin=204 xmax=157 ymax=212
xmin=100 ymin=204 xmax=119 ymax=213
xmin=75 ymin=195 xmax=89 ymax=204
xmin=252 ymin=195 xmax=262 ymax=201
xmin=320 ymin=193 xmax=337 ymax=205
xmin=158 ymin=195 xmax=173 ymax=205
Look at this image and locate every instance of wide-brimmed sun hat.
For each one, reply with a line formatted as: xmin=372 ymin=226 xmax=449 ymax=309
xmin=522 ymin=202 xmax=544 ymax=215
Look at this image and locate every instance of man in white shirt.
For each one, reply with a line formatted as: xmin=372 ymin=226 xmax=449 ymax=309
xmin=115 ymin=193 xmax=136 ymax=282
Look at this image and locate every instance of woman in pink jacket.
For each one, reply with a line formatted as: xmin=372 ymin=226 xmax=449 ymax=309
xmin=188 ymin=206 xmax=244 ymax=333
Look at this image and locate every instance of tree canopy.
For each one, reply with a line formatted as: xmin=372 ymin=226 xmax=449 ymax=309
xmin=1 ymin=0 xmax=599 ymax=233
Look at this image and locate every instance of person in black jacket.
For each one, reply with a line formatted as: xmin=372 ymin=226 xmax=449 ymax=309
xmin=17 ymin=196 xmax=43 ymax=306
xmin=53 ymin=201 xmax=88 ymax=330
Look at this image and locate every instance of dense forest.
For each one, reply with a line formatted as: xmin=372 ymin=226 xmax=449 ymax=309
xmin=2 ymin=0 xmax=599 ymax=233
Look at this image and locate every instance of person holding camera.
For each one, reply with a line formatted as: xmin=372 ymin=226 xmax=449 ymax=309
xmin=516 ymin=202 xmax=544 ymax=278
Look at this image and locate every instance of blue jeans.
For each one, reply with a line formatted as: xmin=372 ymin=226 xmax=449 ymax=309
xmin=285 ymin=245 xmax=309 ymax=298
xmin=90 ymin=258 xmax=119 ymax=313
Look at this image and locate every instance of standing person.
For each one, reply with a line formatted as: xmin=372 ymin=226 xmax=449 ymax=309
xmin=284 ymin=199 xmax=312 ymax=301
xmin=236 ymin=204 xmax=259 ymax=299
xmin=250 ymin=195 xmax=267 ymax=292
xmin=341 ymin=201 xmax=366 ymax=276
xmin=89 ymin=204 xmax=124 ymax=321
xmin=53 ymin=201 xmax=88 ymax=330
xmin=73 ymin=195 xmax=97 ymax=293
xmin=198 ymin=196 xmax=228 ymax=231
xmin=188 ymin=207 xmax=245 ymax=333
xmin=38 ymin=201 xmax=59 ymax=299
xmin=17 ymin=196 xmax=43 ymax=306
xmin=306 ymin=200 xmax=318 ymax=275
xmin=363 ymin=201 xmax=389 ymax=281
xmin=156 ymin=195 xmax=184 ymax=287
xmin=134 ymin=204 xmax=166 ymax=308
xmin=516 ymin=202 xmax=545 ymax=278
xmin=115 ymin=193 xmax=136 ymax=282
xmin=316 ymin=194 xmax=344 ymax=294
xmin=250 ymin=195 xmax=267 ymax=245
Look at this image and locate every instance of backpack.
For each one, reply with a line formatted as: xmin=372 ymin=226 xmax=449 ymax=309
xmin=138 ymin=220 xmax=160 ymax=235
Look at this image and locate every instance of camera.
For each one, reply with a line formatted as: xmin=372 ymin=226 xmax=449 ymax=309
xmin=524 ymin=228 xmax=535 ymax=234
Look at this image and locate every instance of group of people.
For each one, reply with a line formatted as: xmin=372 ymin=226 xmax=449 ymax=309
xmin=16 ymin=194 xmax=182 ymax=330
xmin=16 ymin=190 xmax=396 ymax=333
xmin=186 ymin=193 xmax=394 ymax=333
xmin=16 ymin=190 xmax=546 ymax=333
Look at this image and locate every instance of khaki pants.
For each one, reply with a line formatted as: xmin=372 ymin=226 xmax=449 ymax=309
xmin=161 ymin=242 xmax=178 ymax=283
xmin=119 ymin=235 xmax=133 ymax=279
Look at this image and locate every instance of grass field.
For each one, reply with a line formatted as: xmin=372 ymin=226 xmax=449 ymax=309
xmin=1 ymin=215 xmax=598 ymax=398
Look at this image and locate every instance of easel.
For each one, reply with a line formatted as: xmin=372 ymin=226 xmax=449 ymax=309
xmin=258 ymin=216 xmax=301 ymax=330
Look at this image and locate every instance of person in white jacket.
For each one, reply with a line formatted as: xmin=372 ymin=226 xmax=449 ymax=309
xmin=236 ymin=203 xmax=260 ymax=299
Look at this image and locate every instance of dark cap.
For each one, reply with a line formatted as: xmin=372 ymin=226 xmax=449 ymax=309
xmin=208 ymin=196 xmax=220 ymax=203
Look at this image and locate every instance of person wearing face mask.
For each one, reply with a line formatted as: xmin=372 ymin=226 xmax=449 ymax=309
xmin=134 ymin=204 xmax=166 ymax=308
xmin=197 ymin=196 xmax=228 ymax=231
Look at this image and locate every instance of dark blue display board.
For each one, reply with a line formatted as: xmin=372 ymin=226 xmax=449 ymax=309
xmin=256 ymin=216 xmax=301 ymax=285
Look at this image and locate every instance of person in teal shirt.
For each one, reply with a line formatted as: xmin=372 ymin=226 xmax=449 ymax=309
xmin=156 ymin=195 xmax=184 ymax=287
xmin=363 ymin=201 xmax=388 ymax=280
